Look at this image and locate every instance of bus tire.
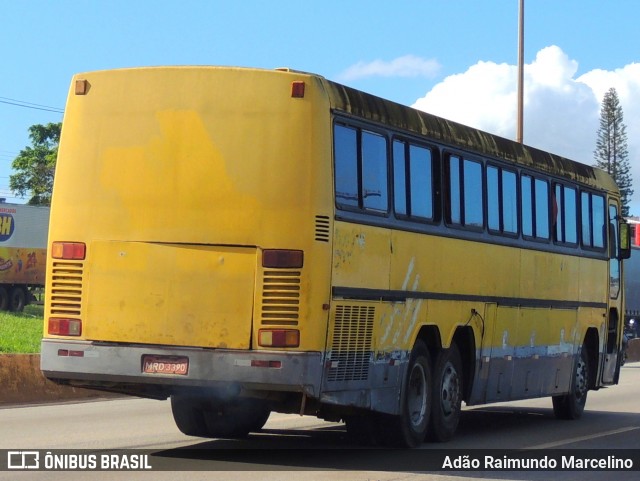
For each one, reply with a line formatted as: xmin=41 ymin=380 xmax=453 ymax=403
xmin=202 ymin=399 xmax=271 ymax=439
xmin=170 ymin=395 xmax=210 ymax=437
xmin=344 ymin=412 xmax=386 ymax=446
xmin=383 ymin=340 xmax=432 ymax=448
xmin=0 ymin=287 xmax=8 ymax=311
xmin=552 ymin=344 xmax=589 ymax=420
xmin=428 ymin=343 xmax=463 ymax=442
xmin=9 ymin=287 xmax=26 ymax=312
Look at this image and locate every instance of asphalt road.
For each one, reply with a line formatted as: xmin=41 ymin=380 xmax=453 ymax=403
xmin=1 ymin=363 xmax=639 ymax=481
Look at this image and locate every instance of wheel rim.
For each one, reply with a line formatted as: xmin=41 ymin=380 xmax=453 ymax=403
xmin=574 ymin=354 xmax=588 ymax=401
xmin=407 ymin=362 xmax=428 ymax=428
xmin=440 ymin=361 xmax=461 ymax=417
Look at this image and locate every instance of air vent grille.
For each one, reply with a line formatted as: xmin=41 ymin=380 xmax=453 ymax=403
xmin=50 ymin=262 xmax=84 ymax=316
xmin=315 ymin=215 xmax=330 ymax=242
xmin=328 ymin=305 xmax=374 ymax=382
xmin=260 ymin=270 xmax=300 ymax=326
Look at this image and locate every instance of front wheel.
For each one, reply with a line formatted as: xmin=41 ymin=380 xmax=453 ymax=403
xmin=428 ymin=344 xmax=463 ymax=442
xmin=552 ymin=344 xmax=589 ymax=420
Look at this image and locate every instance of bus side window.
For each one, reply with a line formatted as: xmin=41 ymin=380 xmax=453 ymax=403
xmin=334 ymin=124 xmax=359 ymax=209
xmin=521 ymin=175 xmax=533 ymax=237
xmin=361 ymin=131 xmax=388 ymax=212
xmin=534 ymin=178 xmax=549 ymax=239
xmin=334 ymin=123 xmax=388 ymax=214
xmin=393 ymin=140 xmax=408 ymax=216
xmin=593 ymin=195 xmax=606 ymax=248
xmin=554 ymin=184 xmax=577 ymax=245
xmin=488 ymin=166 xmax=518 ymax=236
xmin=609 ymin=204 xmax=620 ymax=298
xmin=446 ymin=155 xmax=483 ymax=229
xmin=394 ymin=140 xmax=435 ymax=222
xmin=581 ymin=191 xmax=606 ymax=250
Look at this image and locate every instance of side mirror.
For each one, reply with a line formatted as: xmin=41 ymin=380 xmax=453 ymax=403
xmin=619 ymin=222 xmax=631 ymax=260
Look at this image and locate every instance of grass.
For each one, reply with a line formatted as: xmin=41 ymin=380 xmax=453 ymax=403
xmin=0 ymin=304 xmax=44 ymax=354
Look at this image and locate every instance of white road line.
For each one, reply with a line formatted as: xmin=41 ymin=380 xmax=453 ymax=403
xmin=527 ymin=426 xmax=640 ymax=449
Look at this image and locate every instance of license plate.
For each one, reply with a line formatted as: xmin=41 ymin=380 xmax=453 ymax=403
xmin=142 ymin=355 xmax=189 ymax=375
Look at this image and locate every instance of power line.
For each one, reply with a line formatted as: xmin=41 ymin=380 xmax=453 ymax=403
xmin=0 ymin=96 xmax=64 ymax=114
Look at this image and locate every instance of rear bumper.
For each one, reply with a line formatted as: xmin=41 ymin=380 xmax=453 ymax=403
xmin=40 ymin=339 xmax=324 ymax=397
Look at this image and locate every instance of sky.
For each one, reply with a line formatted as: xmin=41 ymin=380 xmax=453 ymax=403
xmin=1 ymin=0 xmax=640 ymax=212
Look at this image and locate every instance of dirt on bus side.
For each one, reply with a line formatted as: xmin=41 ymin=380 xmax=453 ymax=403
xmin=2 ymin=341 xmax=640 ymax=405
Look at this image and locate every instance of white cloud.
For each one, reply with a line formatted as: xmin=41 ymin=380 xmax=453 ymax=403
xmin=412 ymin=46 xmax=640 ymax=214
xmin=338 ymin=55 xmax=441 ymax=81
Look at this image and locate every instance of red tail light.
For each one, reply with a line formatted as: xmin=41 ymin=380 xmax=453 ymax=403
xmin=48 ymin=318 xmax=82 ymax=336
xmin=51 ymin=242 xmax=86 ymax=260
xmin=262 ymin=249 xmax=303 ymax=268
xmin=258 ymin=329 xmax=300 ymax=348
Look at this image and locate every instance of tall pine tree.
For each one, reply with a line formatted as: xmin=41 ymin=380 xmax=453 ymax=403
xmin=594 ymin=87 xmax=633 ymax=216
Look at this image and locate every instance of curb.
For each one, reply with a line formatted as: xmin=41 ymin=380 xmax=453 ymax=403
xmin=0 ymin=354 xmax=118 ymax=406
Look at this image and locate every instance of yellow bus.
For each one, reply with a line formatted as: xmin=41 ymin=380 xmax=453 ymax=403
xmin=41 ymin=66 xmax=631 ymax=447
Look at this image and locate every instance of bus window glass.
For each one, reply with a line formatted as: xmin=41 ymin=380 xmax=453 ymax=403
xmin=487 ymin=166 xmax=499 ymax=231
xmin=565 ymin=186 xmax=577 ymax=243
xmin=410 ymin=145 xmax=433 ymax=219
xmin=449 ymin=156 xmax=461 ymax=224
xmin=535 ymin=178 xmax=549 ymax=239
xmin=393 ymin=140 xmax=407 ymax=216
xmin=581 ymin=192 xmax=591 ymax=246
xmin=593 ymin=194 xmax=605 ymax=248
xmin=464 ymin=159 xmax=483 ymax=227
xmin=334 ymin=125 xmax=359 ymax=208
xmin=522 ymin=175 xmax=533 ymax=237
xmin=555 ymin=184 xmax=564 ymax=242
xmin=609 ymin=204 xmax=620 ymax=298
xmin=555 ymin=184 xmax=578 ymax=245
xmin=362 ymin=131 xmax=388 ymax=212
xmin=502 ymin=170 xmax=517 ymax=234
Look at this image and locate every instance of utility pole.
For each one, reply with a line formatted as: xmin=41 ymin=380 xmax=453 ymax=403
xmin=516 ymin=0 xmax=524 ymax=143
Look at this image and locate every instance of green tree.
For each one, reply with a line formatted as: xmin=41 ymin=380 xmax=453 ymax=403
xmin=10 ymin=122 xmax=61 ymax=206
xmin=593 ymin=88 xmax=633 ymax=216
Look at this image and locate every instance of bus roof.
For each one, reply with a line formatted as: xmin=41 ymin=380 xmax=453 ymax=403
xmin=66 ymin=65 xmax=618 ymax=195
xmin=321 ymin=77 xmax=618 ymax=194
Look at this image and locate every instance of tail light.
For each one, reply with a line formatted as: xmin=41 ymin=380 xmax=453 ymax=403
xmin=48 ymin=318 xmax=82 ymax=336
xmin=262 ymin=249 xmax=303 ymax=268
xmin=258 ymin=329 xmax=300 ymax=348
xmin=51 ymin=242 xmax=86 ymax=260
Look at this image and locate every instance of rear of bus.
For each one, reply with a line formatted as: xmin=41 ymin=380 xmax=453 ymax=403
xmin=41 ymin=67 xmax=334 ymax=428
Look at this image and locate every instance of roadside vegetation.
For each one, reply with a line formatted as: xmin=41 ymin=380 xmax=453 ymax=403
xmin=0 ymin=305 xmax=44 ymax=353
